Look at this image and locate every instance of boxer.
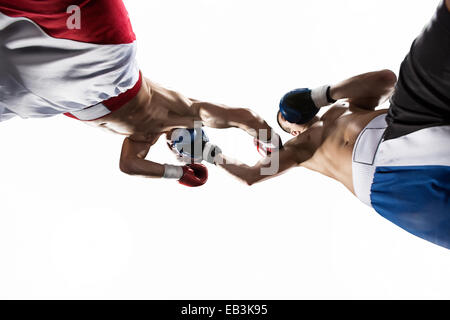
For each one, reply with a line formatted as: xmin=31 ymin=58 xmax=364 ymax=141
xmin=0 ymin=0 xmax=279 ymax=187
xmin=220 ymin=1 xmax=450 ymax=249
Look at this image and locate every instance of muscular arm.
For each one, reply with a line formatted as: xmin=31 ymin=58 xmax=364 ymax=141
xmin=219 ymin=129 xmax=319 ymax=185
xmin=138 ymin=78 xmax=275 ymax=140
xmin=329 ymin=69 xmax=397 ymax=110
xmin=119 ymin=137 xmax=165 ymax=178
xmin=144 ymin=79 xmax=274 ymax=139
xmin=191 ymin=100 xmax=275 ymax=141
xmin=88 ymin=76 xmax=277 ymax=143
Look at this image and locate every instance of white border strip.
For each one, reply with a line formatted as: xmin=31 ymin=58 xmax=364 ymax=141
xmin=375 ymin=125 xmax=450 ymax=167
xmin=69 ymin=103 xmax=111 ymax=121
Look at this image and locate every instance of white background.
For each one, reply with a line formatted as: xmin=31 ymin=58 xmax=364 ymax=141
xmin=0 ymin=0 xmax=449 ymax=299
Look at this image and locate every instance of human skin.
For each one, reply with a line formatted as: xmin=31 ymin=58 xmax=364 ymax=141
xmin=221 ymin=0 xmax=450 ymax=193
xmin=90 ymin=0 xmax=449 ymax=183
xmin=85 ymin=77 xmax=276 ymax=178
xmin=219 ymin=69 xmax=398 ymax=195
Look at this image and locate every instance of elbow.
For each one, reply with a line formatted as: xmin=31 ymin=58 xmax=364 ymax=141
xmin=237 ymin=108 xmax=261 ymax=127
xmin=233 ymin=172 xmax=257 ymax=186
xmin=244 ymin=172 xmax=260 ymax=186
xmin=119 ymin=159 xmax=135 ymax=175
xmin=379 ymin=69 xmax=397 ymax=87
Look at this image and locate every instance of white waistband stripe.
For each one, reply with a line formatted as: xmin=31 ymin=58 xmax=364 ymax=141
xmin=352 ymin=114 xmax=387 ymax=206
xmin=375 ymin=125 xmax=450 ymax=167
xmin=69 ymin=103 xmax=111 ymax=121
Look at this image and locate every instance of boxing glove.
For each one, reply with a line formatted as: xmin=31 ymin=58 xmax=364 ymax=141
xmin=163 ymin=164 xmax=208 ymax=187
xmin=202 ymin=142 xmax=222 ymax=164
xmin=254 ymin=132 xmax=283 ymax=157
xmin=167 ymin=128 xmax=222 ymax=164
xmin=279 ymin=85 xmax=335 ymax=124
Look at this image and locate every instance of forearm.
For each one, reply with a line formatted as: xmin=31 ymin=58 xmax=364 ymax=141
xmin=119 ymin=137 xmax=167 ymax=178
xmin=219 ymin=149 xmax=298 ymax=186
xmin=193 ymin=101 xmax=273 ymax=140
xmin=329 ymin=70 xmax=397 ymax=109
xmin=120 ymin=157 xmax=165 ymax=178
xmin=218 ymin=159 xmax=265 ymax=186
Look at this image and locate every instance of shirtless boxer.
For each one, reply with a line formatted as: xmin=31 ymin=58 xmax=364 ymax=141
xmin=220 ymin=0 xmax=450 ymax=249
xmin=0 ymin=0 xmax=278 ymax=187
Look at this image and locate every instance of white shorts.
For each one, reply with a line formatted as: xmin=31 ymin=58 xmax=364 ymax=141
xmin=352 ymin=113 xmax=450 ymax=249
xmin=0 ymin=0 xmax=141 ymax=121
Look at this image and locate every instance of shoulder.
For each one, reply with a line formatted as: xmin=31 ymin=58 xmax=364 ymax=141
xmin=283 ymin=126 xmax=324 ymax=164
xmin=320 ymin=102 xmax=349 ymax=122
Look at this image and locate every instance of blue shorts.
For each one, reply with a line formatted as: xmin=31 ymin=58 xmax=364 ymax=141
xmin=353 ymin=1 xmax=450 ymax=249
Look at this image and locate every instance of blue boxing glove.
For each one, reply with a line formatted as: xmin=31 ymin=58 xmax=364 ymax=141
xmin=279 ymin=85 xmax=336 ymax=124
xmin=167 ymin=128 xmax=222 ymax=164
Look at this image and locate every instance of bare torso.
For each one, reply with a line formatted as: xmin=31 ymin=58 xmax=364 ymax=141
xmin=88 ymin=77 xmax=271 ymax=142
xmin=84 ymin=77 xmax=276 ymax=179
xmin=298 ymin=103 xmax=387 ymax=194
xmin=85 ymin=70 xmax=395 ymax=185
xmin=88 ymin=78 xmax=198 ymax=143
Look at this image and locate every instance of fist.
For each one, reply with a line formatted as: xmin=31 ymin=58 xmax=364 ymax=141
xmin=178 ymin=164 xmax=208 ymax=187
xmin=254 ymin=133 xmax=283 ymax=157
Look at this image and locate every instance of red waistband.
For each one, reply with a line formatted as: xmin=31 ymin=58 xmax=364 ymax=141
xmin=64 ymin=72 xmax=142 ymax=121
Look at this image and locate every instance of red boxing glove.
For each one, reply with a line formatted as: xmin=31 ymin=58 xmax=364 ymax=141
xmin=254 ymin=134 xmax=283 ymax=157
xmin=178 ymin=164 xmax=208 ymax=187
